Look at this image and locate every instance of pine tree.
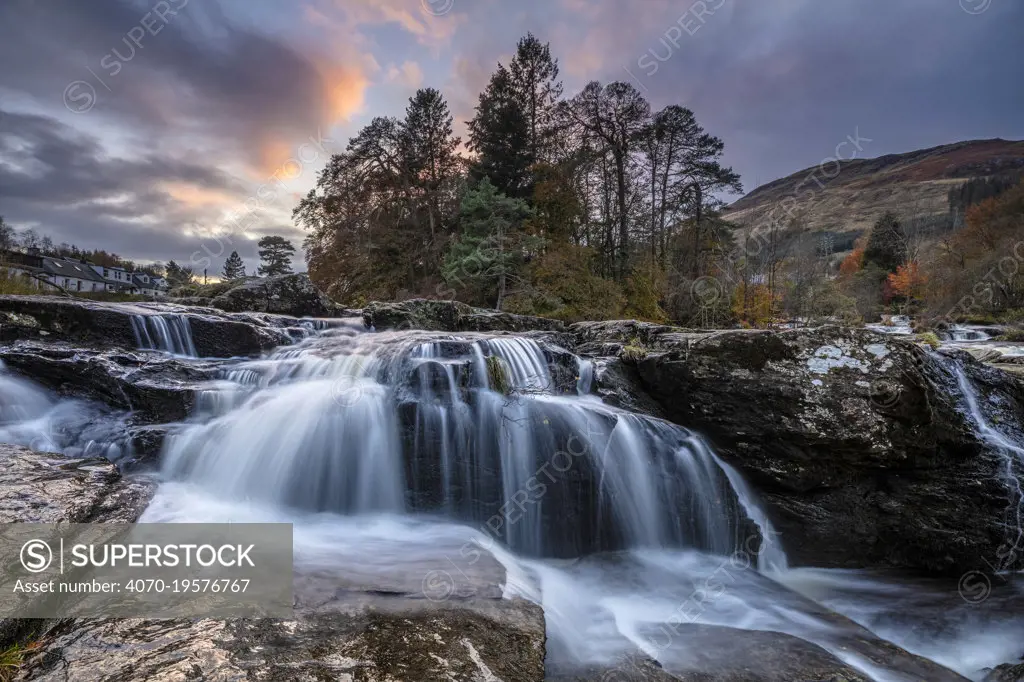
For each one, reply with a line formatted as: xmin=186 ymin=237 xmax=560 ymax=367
xmin=165 ymin=260 xmax=195 ymax=289
xmin=222 ymin=251 xmax=246 ymax=280
xmin=864 ymin=212 xmax=907 ymax=272
xmin=257 ymin=236 xmax=296 ymax=277
xmin=443 ymin=179 xmax=540 ymax=310
xmin=468 ymin=65 xmax=532 ymax=198
xmin=403 ymin=88 xmax=462 ymax=246
xmin=508 ymin=33 xmax=563 ymax=165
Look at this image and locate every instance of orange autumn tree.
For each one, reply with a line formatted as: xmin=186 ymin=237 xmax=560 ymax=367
xmin=887 ymin=261 xmax=927 ymax=306
xmin=839 ymin=236 xmax=867 ymax=278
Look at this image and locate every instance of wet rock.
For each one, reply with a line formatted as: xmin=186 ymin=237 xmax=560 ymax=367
xmin=0 ymin=296 xmax=288 ymax=358
xmin=19 ymin=598 xmax=545 ymax=682
xmin=617 ymin=324 xmax=1021 ymax=575
xmin=0 ymin=444 xmax=154 ymax=524
xmin=365 ymin=299 xmax=566 ymax=333
xmin=0 ymin=342 xmax=216 ymax=422
xmin=547 ymin=622 xmax=973 ymax=681
xmin=589 ymin=357 xmax=667 ymax=419
xmin=209 ymin=273 xmax=344 ymax=318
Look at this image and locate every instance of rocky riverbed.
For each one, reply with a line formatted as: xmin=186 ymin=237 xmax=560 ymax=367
xmin=0 ymin=295 xmax=1022 ymax=681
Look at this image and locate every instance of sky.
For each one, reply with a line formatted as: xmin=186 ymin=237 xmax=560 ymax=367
xmin=1 ymin=0 xmax=1022 ymax=274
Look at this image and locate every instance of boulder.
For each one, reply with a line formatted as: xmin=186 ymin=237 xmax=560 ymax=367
xmin=592 ymin=323 xmax=1024 ymax=576
xmin=365 ymin=299 xmax=566 ymax=333
xmin=209 ymin=273 xmax=342 ymax=318
xmin=0 ymin=296 xmax=288 ymax=358
xmin=0 ymin=444 xmax=154 ymax=524
xmin=0 ymin=342 xmax=217 ymax=422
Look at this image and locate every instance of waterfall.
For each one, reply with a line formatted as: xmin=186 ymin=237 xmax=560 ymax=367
xmin=131 ymin=314 xmax=197 ymax=357
xmin=0 ymin=362 xmax=130 ymax=460
xmin=161 ymin=330 xmax=786 ymax=565
xmin=949 ymin=358 xmax=1024 ymax=553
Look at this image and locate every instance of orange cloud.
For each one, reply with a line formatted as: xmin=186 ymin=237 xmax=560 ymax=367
xmin=163 ymin=182 xmax=237 ymax=209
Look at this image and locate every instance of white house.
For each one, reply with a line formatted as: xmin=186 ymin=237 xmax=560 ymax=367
xmin=41 ymin=256 xmax=108 ymax=292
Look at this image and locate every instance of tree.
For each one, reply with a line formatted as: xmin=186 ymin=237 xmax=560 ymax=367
xmin=165 ymin=260 xmax=195 ymax=289
xmin=443 ymin=178 xmax=539 ymax=310
xmin=222 ymin=251 xmax=246 ymax=280
xmin=0 ymin=217 xmax=14 ymax=252
xmin=468 ymin=65 xmax=532 ymax=198
xmin=257 ymin=236 xmax=296 ymax=277
xmin=864 ymin=212 xmax=907 ymax=272
xmin=403 ymin=88 xmax=462 ymax=247
xmin=562 ymin=81 xmax=651 ymax=280
xmin=887 ymin=261 xmax=927 ymax=308
xmin=508 ymin=33 xmax=563 ymax=165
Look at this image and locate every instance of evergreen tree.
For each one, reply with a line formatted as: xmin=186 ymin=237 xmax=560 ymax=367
xmin=257 ymin=236 xmax=296 ymax=277
xmin=468 ymin=65 xmax=532 ymax=198
xmin=221 ymin=250 xmax=246 ymax=280
xmin=402 ymin=88 xmax=462 ymax=246
xmin=864 ymin=212 xmax=907 ymax=272
xmin=443 ymin=179 xmax=540 ymax=310
xmin=508 ymin=33 xmax=563 ymax=164
xmin=165 ymin=260 xmax=195 ymax=289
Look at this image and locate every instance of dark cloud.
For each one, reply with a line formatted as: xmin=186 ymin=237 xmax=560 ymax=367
xmin=1 ymin=0 xmax=1021 ymax=269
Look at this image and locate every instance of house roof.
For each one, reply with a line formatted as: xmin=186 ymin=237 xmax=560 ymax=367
xmin=41 ymin=257 xmax=107 ymax=283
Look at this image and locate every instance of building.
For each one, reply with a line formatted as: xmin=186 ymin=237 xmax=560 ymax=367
xmin=91 ymin=262 xmax=169 ymax=297
xmin=0 ymin=250 xmax=51 ymax=290
xmin=129 ymin=272 xmax=169 ymax=297
xmin=42 ymin=256 xmax=108 ymax=292
xmin=0 ymin=250 xmax=169 ymax=297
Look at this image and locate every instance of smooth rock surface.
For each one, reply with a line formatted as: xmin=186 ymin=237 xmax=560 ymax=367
xmin=622 ymin=325 xmax=1018 ymax=575
xmin=365 ymin=299 xmax=566 ymax=333
xmin=0 ymin=444 xmax=154 ymax=524
xmin=0 ymin=296 xmax=290 ymax=358
xmin=209 ymin=273 xmax=343 ymax=318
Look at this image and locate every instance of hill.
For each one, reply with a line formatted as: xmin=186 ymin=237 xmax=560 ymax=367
xmin=722 ymin=138 xmax=1024 ymax=246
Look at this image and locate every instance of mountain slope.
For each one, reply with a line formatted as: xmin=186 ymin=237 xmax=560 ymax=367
xmin=723 ymin=138 xmax=1024 ymax=239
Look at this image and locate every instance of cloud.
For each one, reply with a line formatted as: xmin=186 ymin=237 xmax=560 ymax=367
xmin=386 ymin=61 xmax=425 ymax=90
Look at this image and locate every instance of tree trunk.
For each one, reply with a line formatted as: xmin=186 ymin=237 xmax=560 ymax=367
xmin=615 ymin=152 xmax=629 ymax=280
xmin=689 ymin=182 xmax=703 ymax=279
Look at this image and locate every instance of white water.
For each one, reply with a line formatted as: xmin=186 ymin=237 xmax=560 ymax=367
xmin=0 ymin=362 xmax=130 ymax=460
xmin=2 ymin=323 xmax=1023 ymax=679
xmin=130 ymin=314 xmax=197 ymax=357
xmin=951 ymin=359 xmax=1024 ymax=557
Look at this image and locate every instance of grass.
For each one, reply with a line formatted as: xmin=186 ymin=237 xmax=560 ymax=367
xmin=0 ymin=641 xmax=41 ymax=681
xmin=0 ymin=272 xmax=45 ymax=296
xmin=620 ymin=336 xmax=649 ymax=363
xmin=916 ymin=331 xmax=941 ymax=349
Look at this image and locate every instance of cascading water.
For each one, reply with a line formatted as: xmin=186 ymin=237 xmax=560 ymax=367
xmin=131 ymin=314 xmax=198 ymax=357
xmin=0 ymin=362 xmax=131 ymax=460
xmin=3 ymin=320 xmax=1021 ymax=680
xmin=161 ymin=330 xmax=780 ymax=564
xmin=948 ymin=357 xmax=1024 ymax=555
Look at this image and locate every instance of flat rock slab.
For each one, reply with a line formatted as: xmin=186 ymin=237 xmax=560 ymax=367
xmin=0 ymin=444 xmax=154 ymax=524
xmin=0 ymin=295 xmax=291 ymax=358
xmin=18 ymin=598 xmax=545 ymax=681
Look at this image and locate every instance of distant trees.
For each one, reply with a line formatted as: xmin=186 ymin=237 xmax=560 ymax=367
xmin=165 ymin=260 xmax=195 ymax=289
xmin=257 ymin=236 xmax=295 ymax=277
xmin=0 ymin=217 xmax=14 ymax=252
xmin=221 ymin=251 xmax=246 ymax=280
